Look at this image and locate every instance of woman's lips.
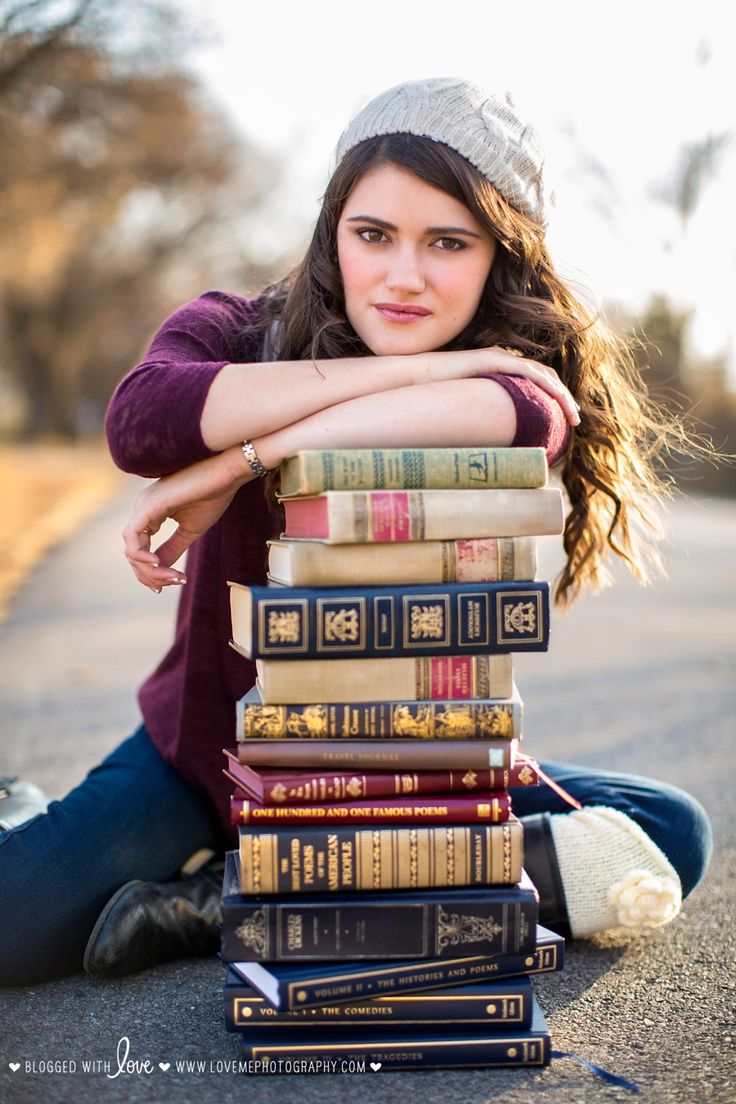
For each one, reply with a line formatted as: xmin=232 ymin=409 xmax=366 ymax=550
xmin=374 ymin=303 xmax=431 ymax=324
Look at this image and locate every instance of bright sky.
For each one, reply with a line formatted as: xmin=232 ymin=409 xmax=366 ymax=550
xmin=180 ymin=0 xmax=736 ymax=374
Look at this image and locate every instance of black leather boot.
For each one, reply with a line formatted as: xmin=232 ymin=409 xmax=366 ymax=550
xmin=521 ymin=812 xmax=572 ymax=939
xmin=83 ymin=860 xmax=224 ymax=978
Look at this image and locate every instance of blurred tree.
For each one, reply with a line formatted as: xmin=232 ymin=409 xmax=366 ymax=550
xmin=636 ymin=48 xmax=735 ymax=496
xmin=654 ymin=132 xmax=731 ymax=232
xmin=0 ymin=0 xmax=278 ymax=439
xmin=629 ymin=294 xmax=691 ymax=395
xmin=627 ymin=294 xmax=734 ymax=496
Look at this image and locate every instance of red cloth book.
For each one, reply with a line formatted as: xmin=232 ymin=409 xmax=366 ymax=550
xmin=222 ymin=749 xmax=539 ymax=804
xmin=229 ymin=787 xmax=512 ymax=826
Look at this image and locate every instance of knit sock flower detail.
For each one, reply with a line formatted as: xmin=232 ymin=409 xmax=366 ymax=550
xmin=549 ymin=805 xmax=682 ymax=938
xmin=608 ymin=868 xmax=681 ymax=928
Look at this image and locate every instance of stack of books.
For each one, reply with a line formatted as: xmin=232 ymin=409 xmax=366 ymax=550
xmin=220 ymin=446 xmax=566 ymax=1072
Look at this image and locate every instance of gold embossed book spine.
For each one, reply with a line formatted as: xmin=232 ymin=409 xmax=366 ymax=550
xmin=230 ymin=792 xmax=512 ymax=827
xmin=224 ymin=974 xmax=534 ymax=1029
xmin=228 ymin=580 xmax=550 ymax=660
xmin=223 ymin=751 xmax=540 ymax=805
xmin=238 ymin=818 xmax=523 ymax=894
xmin=236 ymin=998 xmax=551 ymax=1069
xmin=236 ymin=689 xmax=522 ymax=740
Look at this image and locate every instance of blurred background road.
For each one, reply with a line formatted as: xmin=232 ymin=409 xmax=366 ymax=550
xmin=0 ymin=486 xmax=734 ymax=1104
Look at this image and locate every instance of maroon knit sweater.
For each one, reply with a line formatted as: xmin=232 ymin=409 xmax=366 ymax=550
xmin=105 ymin=291 xmax=570 ymax=840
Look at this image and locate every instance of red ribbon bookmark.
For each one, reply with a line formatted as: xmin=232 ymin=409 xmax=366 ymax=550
xmin=515 ymin=753 xmax=583 ymax=811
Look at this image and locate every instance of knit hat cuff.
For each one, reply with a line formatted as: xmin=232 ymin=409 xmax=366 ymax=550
xmin=333 ymin=78 xmax=550 ymax=226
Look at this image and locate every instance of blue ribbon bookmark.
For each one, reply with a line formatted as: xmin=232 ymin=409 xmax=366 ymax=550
xmin=552 ymin=1050 xmax=641 ymax=1093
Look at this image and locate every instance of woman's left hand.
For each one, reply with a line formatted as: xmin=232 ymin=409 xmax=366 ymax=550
xmin=122 ymin=447 xmax=251 ymax=592
xmin=490 ymin=347 xmax=581 ymax=427
xmin=419 ymin=346 xmax=580 ymax=426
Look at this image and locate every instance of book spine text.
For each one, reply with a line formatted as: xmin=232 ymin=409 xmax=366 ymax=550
xmin=238 ymin=819 xmax=523 ymax=894
xmin=230 ymin=792 xmax=511 ymax=827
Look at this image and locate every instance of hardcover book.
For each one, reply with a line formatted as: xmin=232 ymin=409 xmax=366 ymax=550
xmin=220 ymin=851 xmax=537 ymax=961
xmin=228 ymin=925 xmax=564 ymax=1011
xmin=236 ymin=687 xmax=522 ymax=740
xmin=236 ymin=1003 xmax=551 ymax=1069
xmin=224 ymin=971 xmax=534 ymax=1031
xmin=229 ymin=789 xmax=512 ymax=827
xmin=279 ymin=487 xmax=564 ymax=542
xmin=253 ymin=653 xmax=514 ymax=705
xmin=238 ymin=817 xmax=523 ymax=894
xmin=232 ymin=737 xmax=518 ymax=771
xmin=222 ymin=752 xmax=541 ymax=806
xmin=229 ymin=580 xmax=549 ymax=659
xmin=267 ymin=535 xmax=537 ymax=587
xmin=278 ymin=447 xmax=548 ymax=496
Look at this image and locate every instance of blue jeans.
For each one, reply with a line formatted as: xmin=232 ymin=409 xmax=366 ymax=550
xmin=509 ymin=761 xmax=712 ymax=900
xmin=0 ymin=726 xmax=711 ymax=986
xmin=0 ymin=727 xmax=228 ymax=986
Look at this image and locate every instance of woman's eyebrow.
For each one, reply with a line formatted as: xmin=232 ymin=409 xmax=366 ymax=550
xmin=345 ymin=215 xmax=483 ymax=239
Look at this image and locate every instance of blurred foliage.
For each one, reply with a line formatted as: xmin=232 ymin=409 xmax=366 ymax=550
xmin=636 ymin=95 xmax=734 ymax=497
xmin=625 ymin=294 xmax=735 ymax=498
xmin=0 ymin=0 xmax=733 ymax=511
xmin=652 ymin=132 xmax=731 ymax=229
xmin=0 ymin=0 xmax=280 ymax=439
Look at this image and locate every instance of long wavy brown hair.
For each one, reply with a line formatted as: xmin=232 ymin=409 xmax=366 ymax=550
xmin=242 ymin=134 xmax=705 ymax=608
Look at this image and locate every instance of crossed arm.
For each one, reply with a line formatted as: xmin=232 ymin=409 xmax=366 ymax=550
xmin=112 ymin=337 xmax=578 ymax=592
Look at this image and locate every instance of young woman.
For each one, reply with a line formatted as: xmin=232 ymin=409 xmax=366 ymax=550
xmin=0 ymin=78 xmax=711 ymax=985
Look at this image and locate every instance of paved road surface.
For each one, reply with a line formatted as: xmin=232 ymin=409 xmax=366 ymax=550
xmin=1 ymin=484 xmax=734 ymax=1104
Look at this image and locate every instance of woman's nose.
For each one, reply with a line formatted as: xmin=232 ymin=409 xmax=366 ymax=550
xmin=384 ymin=248 xmax=426 ymax=293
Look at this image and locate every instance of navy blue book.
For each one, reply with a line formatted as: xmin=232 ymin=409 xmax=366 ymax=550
xmin=220 ymin=850 xmax=538 ymax=961
xmin=237 ymin=997 xmax=550 ymax=1070
xmin=224 ymin=972 xmax=533 ymax=1032
xmin=228 ymin=580 xmax=549 ymax=659
xmin=227 ymin=925 xmax=564 ymax=1012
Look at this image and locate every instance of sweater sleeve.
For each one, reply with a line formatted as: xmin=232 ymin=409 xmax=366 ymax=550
xmin=104 ymin=290 xmax=262 ymax=478
xmin=489 ymin=374 xmax=571 ymax=467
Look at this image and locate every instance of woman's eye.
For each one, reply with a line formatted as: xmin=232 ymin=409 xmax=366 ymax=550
xmin=357 ymin=228 xmax=388 ymax=244
xmin=435 ymin=237 xmax=466 ymax=252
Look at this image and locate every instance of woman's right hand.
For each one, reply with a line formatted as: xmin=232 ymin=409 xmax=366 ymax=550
xmin=415 ymin=346 xmax=580 ymax=425
xmin=122 ymin=446 xmax=252 ymax=592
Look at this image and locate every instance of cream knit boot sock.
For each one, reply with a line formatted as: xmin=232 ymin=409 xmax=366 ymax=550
xmin=549 ymin=805 xmax=682 ymax=938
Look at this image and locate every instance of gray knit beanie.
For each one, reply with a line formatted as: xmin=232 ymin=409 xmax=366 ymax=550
xmin=334 ymin=77 xmax=550 ymax=227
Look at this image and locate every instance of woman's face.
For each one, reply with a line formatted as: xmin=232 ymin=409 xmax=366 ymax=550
xmin=336 ymin=162 xmax=496 ymax=357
